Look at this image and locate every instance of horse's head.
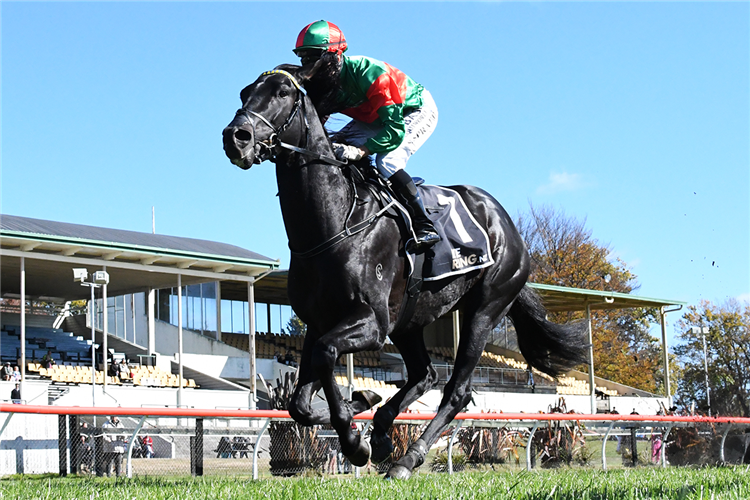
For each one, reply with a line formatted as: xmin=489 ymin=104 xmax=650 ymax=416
xmin=222 ymin=63 xmax=321 ymax=170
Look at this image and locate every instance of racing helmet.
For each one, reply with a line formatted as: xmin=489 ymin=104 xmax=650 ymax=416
xmin=294 ymin=20 xmax=347 ymax=60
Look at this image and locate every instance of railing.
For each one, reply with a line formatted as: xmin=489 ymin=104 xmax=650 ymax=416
xmin=432 ymin=363 xmax=556 ymax=389
xmin=1 ymin=404 xmax=749 ymax=478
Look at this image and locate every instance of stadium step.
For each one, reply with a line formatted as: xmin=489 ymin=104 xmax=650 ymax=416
xmin=48 ymin=385 xmax=69 ymax=404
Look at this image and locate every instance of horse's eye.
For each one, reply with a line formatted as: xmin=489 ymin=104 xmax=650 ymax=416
xmin=279 ymin=91 xmax=289 ymax=98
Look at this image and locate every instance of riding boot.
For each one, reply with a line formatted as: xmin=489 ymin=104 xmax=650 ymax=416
xmin=389 ymin=170 xmax=441 ymax=254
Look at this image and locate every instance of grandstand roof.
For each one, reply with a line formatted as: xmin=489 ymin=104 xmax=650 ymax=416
xmin=0 ymin=214 xmax=279 ymax=301
xmin=219 ymin=271 xmax=686 ymax=312
xmin=529 ymin=283 xmax=685 ymax=312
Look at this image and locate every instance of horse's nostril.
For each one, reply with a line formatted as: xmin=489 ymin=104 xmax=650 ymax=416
xmin=235 ymin=129 xmax=252 ymax=142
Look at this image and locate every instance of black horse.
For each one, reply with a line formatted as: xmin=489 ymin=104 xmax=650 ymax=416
xmin=223 ymin=64 xmax=588 ymax=479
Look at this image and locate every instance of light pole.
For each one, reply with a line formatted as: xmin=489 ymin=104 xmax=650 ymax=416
xmin=73 ymin=268 xmax=109 ymax=407
xmin=691 ymin=326 xmax=711 ymax=416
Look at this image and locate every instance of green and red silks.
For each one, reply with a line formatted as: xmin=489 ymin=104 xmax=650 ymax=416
xmin=337 ymin=55 xmax=425 ymax=154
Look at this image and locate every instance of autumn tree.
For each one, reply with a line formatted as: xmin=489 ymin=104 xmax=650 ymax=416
xmin=674 ymin=299 xmax=750 ymax=417
xmin=283 ymin=314 xmax=307 ymax=337
xmin=514 ymin=203 xmax=663 ymax=393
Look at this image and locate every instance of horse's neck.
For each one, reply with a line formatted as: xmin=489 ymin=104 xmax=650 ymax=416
xmin=275 ymin=111 xmax=352 ymax=253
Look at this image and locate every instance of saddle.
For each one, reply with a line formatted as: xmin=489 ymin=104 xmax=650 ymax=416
xmin=347 ymin=161 xmax=495 ymax=330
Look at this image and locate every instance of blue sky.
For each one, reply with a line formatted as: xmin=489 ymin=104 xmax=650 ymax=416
xmin=2 ymin=2 xmax=748 ymax=336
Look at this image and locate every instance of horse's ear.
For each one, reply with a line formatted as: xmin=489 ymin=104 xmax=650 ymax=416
xmin=239 ymin=84 xmax=252 ymax=104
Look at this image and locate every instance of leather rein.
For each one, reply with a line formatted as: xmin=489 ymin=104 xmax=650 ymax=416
xmin=239 ymin=69 xmax=395 ymax=259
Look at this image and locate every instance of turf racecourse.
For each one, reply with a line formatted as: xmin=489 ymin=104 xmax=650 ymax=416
xmin=1 ymin=468 xmax=748 ymax=500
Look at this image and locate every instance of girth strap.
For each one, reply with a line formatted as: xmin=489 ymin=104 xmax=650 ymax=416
xmin=392 ymin=252 xmax=425 ymax=333
xmin=290 ymin=200 xmax=397 ymax=259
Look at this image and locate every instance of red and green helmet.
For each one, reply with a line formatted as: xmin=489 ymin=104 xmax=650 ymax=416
xmin=293 ymin=20 xmax=347 ymax=55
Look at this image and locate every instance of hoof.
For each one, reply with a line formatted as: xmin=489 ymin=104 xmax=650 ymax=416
xmin=369 ymin=433 xmax=393 ymax=464
xmin=385 ymin=464 xmax=412 ymax=480
xmin=346 ymin=435 xmax=371 ymax=467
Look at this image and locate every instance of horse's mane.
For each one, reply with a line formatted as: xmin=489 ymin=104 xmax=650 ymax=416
xmin=298 ymin=52 xmax=346 ymax=120
xmin=273 ymin=62 xmax=375 ymax=183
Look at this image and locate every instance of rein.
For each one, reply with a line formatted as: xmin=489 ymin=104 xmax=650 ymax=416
xmin=238 ymin=69 xmax=346 ymax=167
xmin=242 ymin=69 xmax=392 ymax=258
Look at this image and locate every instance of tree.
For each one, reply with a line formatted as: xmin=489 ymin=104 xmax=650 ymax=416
xmin=514 ymin=203 xmax=663 ymax=393
xmin=674 ymin=299 xmax=750 ymax=417
xmin=283 ymin=314 xmax=307 ymax=337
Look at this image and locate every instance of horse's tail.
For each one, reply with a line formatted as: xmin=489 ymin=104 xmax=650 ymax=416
xmin=507 ymin=285 xmax=589 ymax=378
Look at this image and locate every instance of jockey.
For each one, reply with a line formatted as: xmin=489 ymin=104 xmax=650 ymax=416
xmin=293 ymin=20 xmax=441 ymax=253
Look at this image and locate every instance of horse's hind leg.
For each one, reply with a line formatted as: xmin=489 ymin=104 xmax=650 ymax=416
xmin=385 ymin=280 xmax=523 ymax=479
xmin=370 ymin=329 xmax=438 ymax=464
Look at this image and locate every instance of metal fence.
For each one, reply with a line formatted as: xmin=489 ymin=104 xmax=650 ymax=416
xmin=1 ymin=404 xmax=749 ymax=478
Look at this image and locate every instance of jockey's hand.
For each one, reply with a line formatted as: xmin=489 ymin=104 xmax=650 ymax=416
xmin=332 ymin=143 xmax=367 ymax=162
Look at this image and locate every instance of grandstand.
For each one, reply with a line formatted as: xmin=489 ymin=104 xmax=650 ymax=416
xmin=1 ymin=214 xmax=684 ymax=416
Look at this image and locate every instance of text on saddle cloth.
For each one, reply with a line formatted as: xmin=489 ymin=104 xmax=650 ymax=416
xmin=416 ymin=185 xmax=495 ymax=281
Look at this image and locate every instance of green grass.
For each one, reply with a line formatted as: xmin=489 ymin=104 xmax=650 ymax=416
xmin=1 ymin=467 xmax=749 ymax=499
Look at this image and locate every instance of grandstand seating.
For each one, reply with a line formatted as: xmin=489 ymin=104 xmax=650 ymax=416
xmin=556 ymin=375 xmax=618 ymax=396
xmin=1 ymin=326 xmax=92 ymax=365
xmin=26 ymin=360 xmax=199 ymax=389
xmin=223 ymin=332 xmax=620 ymax=396
xmin=334 ymin=374 xmax=396 ymax=390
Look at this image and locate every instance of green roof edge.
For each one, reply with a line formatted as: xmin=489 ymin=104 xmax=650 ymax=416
xmin=0 ymin=230 xmax=280 ymax=269
xmin=528 ymin=282 xmax=686 ymax=307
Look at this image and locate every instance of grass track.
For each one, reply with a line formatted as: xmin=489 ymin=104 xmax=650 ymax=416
xmin=1 ymin=467 xmax=748 ymax=499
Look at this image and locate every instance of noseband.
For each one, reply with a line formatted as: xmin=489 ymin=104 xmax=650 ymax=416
xmin=237 ymin=69 xmax=345 ymax=167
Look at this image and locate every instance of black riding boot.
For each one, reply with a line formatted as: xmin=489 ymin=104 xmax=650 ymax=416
xmin=389 ymin=170 xmax=441 ymax=253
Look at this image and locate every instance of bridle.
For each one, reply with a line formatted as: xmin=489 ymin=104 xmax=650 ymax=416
xmin=236 ymin=69 xmax=396 ymax=259
xmin=235 ymin=69 xmax=346 ymax=167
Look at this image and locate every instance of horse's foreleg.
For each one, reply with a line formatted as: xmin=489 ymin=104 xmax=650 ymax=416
xmin=289 ymin=328 xmax=382 ymax=425
xmin=288 ymin=329 xmax=332 ymax=425
xmin=370 ymin=331 xmax=437 ymax=464
xmin=313 ymin=304 xmax=383 ymax=466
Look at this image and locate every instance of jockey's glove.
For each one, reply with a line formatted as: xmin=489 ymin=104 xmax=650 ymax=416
xmin=332 ymin=143 xmax=366 ymax=162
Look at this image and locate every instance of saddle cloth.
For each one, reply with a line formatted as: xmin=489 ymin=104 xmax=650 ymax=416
xmin=414 ymin=185 xmax=495 ymax=281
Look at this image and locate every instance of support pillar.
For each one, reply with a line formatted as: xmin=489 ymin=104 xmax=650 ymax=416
xmin=346 ymin=353 xmax=354 ymax=399
xmin=586 ymin=303 xmax=596 ymax=414
xmin=177 ymin=275 xmax=184 ymax=410
xmin=103 ymin=266 xmax=108 ymax=390
xmin=248 ymin=281 xmax=256 ymax=410
xmin=20 ymin=257 xmax=26 ymax=385
xmin=147 ymin=289 xmax=156 ymax=355
xmin=660 ymin=307 xmax=672 ymax=407
xmin=215 ymin=281 xmax=222 ymax=342
xmin=267 ymin=303 xmax=272 ymax=334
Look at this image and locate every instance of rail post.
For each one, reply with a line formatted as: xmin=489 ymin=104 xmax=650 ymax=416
xmin=630 ymin=425 xmax=638 ymax=467
xmin=69 ymin=415 xmax=81 ymax=474
xmin=720 ymin=424 xmax=732 ymax=464
xmin=601 ymin=421 xmax=615 ymax=471
xmin=252 ymin=418 xmax=270 ymax=480
xmin=126 ymin=415 xmax=146 ymax=478
xmin=526 ymin=423 xmax=539 ymax=471
xmin=660 ymin=425 xmax=672 ymax=468
xmin=448 ymin=420 xmax=464 ymax=475
xmin=195 ymin=418 xmax=204 ymax=476
xmin=58 ymin=414 xmax=68 ymax=477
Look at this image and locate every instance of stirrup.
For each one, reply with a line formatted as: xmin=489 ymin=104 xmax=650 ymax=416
xmin=406 ymin=231 xmax=440 ymax=254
